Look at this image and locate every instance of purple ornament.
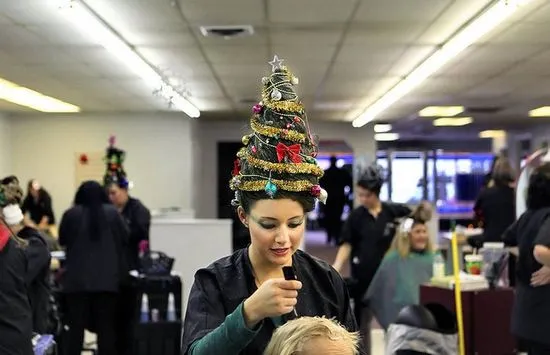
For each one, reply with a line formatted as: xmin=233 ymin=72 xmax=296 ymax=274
xmin=311 ymin=185 xmax=321 ymax=197
xmin=252 ymin=103 xmax=263 ymax=114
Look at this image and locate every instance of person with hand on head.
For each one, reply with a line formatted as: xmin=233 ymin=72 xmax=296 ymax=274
xmin=0 ymin=181 xmax=34 ymax=355
xmin=263 ymin=316 xmax=360 ymax=355
xmin=365 ymin=203 xmax=440 ymax=330
xmin=1 ymin=177 xmax=51 ymax=334
xmin=182 ymin=56 xmax=358 ymax=355
xmin=22 ymin=179 xmax=55 ymax=234
xmin=332 ymin=165 xmax=417 ymax=351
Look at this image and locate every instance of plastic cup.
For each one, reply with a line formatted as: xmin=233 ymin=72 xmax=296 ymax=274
xmin=465 ymin=254 xmax=483 ymax=275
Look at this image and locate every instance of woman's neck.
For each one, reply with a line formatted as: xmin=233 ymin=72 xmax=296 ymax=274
xmin=248 ymin=247 xmax=287 ymax=284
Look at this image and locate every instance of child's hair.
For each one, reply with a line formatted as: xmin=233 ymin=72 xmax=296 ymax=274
xmin=390 ymin=203 xmax=433 ymax=258
xmin=263 ymin=316 xmax=359 ymax=355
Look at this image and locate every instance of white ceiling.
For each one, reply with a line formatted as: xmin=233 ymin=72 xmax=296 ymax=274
xmin=0 ymin=0 xmax=549 ymax=129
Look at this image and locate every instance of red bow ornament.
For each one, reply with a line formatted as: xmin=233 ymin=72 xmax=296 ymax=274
xmin=232 ymin=158 xmax=241 ymax=176
xmin=276 ymin=143 xmax=302 ymax=163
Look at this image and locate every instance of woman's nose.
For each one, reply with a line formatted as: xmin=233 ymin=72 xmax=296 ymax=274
xmin=275 ymin=226 xmax=291 ymax=244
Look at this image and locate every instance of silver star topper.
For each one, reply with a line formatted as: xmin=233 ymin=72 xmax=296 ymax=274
xmin=268 ymin=55 xmax=284 ymax=72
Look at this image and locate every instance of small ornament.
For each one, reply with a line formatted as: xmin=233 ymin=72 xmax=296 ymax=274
xmin=291 ymin=76 xmax=299 ymax=85
xmin=311 ymin=185 xmax=322 ymax=197
xmin=258 ymin=142 xmax=263 ymax=148
xmin=266 ymin=139 xmax=270 ymax=144
xmin=232 ymin=159 xmax=241 ymax=177
xmin=231 ymin=191 xmax=240 ymax=207
xmin=268 ymin=55 xmax=284 ymax=72
xmin=318 ymin=188 xmax=328 ymax=204
xmin=282 ymin=129 xmax=289 ymax=136
xmin=266 ymin=120 xmax=274 ymax=124
xmin=79 ymin=153 xmax=89 ymax=165
xmin=252 ymin=103 xmax=263 ymax=114
xmin=262 ymin=77 xmax=269 ymax=85
xmin=305 ymin=156 xmax=315 ymax=163
xmin=264 ymin=181 xmax=277 ymax=198
xmin=271 ymin=88 xmax=282 ymax=101
xmin=251 ymin=146 xmax=257 ymax=154
xmin=293 ymin=116 xmax=301 ymax=123
xmin=280 ymin=116 xmax=284 ymax=120
xmin=242 ymin=135 xmax=250 ymax=145
xmin=286 ymin=123 xmax=292 ymax=129
xmin=108 ymin=135 xmax=116 ymax=146
xmin=311 ymin=151 xmax=318 ymax=158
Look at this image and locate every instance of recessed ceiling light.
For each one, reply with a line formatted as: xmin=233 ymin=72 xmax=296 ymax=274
xmin=0 ymin=77 xmax=80 ymax=112
xmin=375 ymin=133 xmax=400 ymax=141
xmin=479 ymin=130 xmax=506 ymax=138
xmin=419 ymin=106 xmax=464 ymax=117
xmin=433 ymin=117 xmax=473 ymax=127
xmin=529 ymin=106 xmax=550 ymax=117
xmin=374 ymin=123 xmax=392 ymax=133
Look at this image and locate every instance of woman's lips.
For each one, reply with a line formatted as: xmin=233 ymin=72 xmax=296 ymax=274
xmin=270 ymin=248 xmax=290 ymax=257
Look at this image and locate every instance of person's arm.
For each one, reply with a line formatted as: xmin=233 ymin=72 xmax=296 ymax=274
xmin=58 ymin=210 xmax=72 ymax=247
xmin=38 ymin=194 xmax=54 ymax=229
xmin=24 ymin=234 xmax=50 ymax=283
xmin=332 ymin=215 xmax=355 ymax=273
xmin=393 ymin=203 xmax=412 ymax=218
xmin=502 ymin=219 xmax=519 ymax=247
xmin=182 ymin=271 xmax=261 ymax=355
xmin=534 ymin=217 xmax=550 ymax=266
xmin=132 ymin=203 xmax=151 ymax=243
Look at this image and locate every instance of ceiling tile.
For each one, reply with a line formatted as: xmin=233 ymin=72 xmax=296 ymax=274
xmin=203 ymin=44 xmax=269 ymax=64
xmin=0 ymin=25 xmax=45 ymax=47
xmin=386 ymin=45 xmax=435 ymax=76
xmin=345 ymin=23 xmax=426 ymax=45
xmin=177 ymin=0 xmax=264 ymax=24
xmin=337 ymin=44 xmax=406 ymax=64
xmin=269 ymin=0 xmax=356 ymax=24
xmin=355 ymin=0 xmax=453 ymax=22
xmin=491 ymin=22 xmax=550 ymax=44
xmin=270 ymin=26 xmax=345 ymax=46
xmin=270 ymin=44 xmax=337 ymax=64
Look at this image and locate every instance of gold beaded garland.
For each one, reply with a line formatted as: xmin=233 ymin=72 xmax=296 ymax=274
xmin=238 ymin=148 xmax=323 ymax=176
xmin=233 ymin=177 xmax=315 ymax=193
xmin=250 ymin=116 xmax=306 ymax=143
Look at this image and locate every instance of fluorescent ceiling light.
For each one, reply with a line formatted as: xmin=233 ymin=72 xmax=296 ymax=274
xmin=374 ymin=123 xmax=392 ymax=133
xmin=479 ymin=130 xmax=506 ymax=138
xmin=433 ymin=117 xmax=473 ymax=127
xmin=419 ymin=106 xmax=464 ymax=117
xmin=352 ymin=0 xmax=530 ymax=128
xmin=58 ymin=1 xmax=200 ymax=118
xmin=0 ymin=78 xmax=80 ymax=112
xmin=375 ymin=133 xmax=400 ymax=141
xmin=529 ymin=106 xmax=550 ymax=117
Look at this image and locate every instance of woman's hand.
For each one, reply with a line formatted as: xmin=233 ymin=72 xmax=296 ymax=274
xmin=243 ymin=278 xmax=302 ymax=328
xmin=531 ymin=266 xmax=550 ymax=287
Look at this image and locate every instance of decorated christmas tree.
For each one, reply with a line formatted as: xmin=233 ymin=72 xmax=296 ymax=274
xmin=230 ymin=55 xmax=327 ymax=207
xmin=103 ymin=135 xmax=129 ymax=188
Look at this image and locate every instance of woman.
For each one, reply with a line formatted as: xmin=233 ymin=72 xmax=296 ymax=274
xmin=264 ymin=317 xmax=360 ymax=355
xmin=365 ymin=203 xmax=438 ymax=330
xmin=22 ymin=179 xmax=58 ymax=250
xmin=332 ymin=165 xmax=414 ymax=351
xmin=503 ymin=162 xmax=550 ymax=354
xmin=0 ymin=182 xmax=34 ymax=355
xmin=182 ymin=59 xmax=357 ymax=355
xmin=59 ymin=181 xmax=129 ymax=355
xmin=1 ymin=178 xmax=51 ymax=334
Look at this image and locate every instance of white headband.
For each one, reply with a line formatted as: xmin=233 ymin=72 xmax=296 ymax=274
xmin=2 ymin=204 xmax=23 ymax=226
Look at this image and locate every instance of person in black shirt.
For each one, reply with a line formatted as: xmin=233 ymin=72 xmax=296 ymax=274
xmin=503 ymin=162 xmax=550 ymax=354
xmin=22 ymin=179 xmax=55 ymax=231
xmin=332 ymin=164 xmax=414 ymax=352
xmin=1 ymin=178 xmax=51 ymax=334
xmin=0 ymin=180 xmax=34 ymax=355
xmin=59 ymin=181 xmax=129 ymax=355
xmin=319 ymin=156 xmax=353 ymax=245
xmin=182 ymin=59 xmax=358 ymax=355
xmin=103 ymin=137 xmax=151 ymax=355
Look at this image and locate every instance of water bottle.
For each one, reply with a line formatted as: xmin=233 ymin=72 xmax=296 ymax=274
xmin=140 ymin=293 xmax=150 ymax=323
xmin=167 ymin=292 xmax=177 ymax=322
xmin=433 ymin=253 xmax=446 ymax=279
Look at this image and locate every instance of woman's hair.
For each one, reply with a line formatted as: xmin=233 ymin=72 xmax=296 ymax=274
xmin=491 ymin=156 xmax=515 ymax=187
xmin=527 ymin=162 xmax=550 ymax=210
xmin=0 ymin=178 xmax=27 ymax=246
xmin=74 ymin=180 xmax=109 ymax=240
xmin=390 ymin=203 xmax=433 ymax=258
xmin=357 ymin=164 xmax=383 ymax=196
xmin=263 ymin=317 xmax=360 ymax=355
xmin=229 ymin=60 xmax=326 ymax=214
xmin=25 ymin=178 xmax=51 ymax=202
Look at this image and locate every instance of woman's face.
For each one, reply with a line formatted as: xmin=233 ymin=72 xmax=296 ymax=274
xmin=409 ymin=223 xmax=429 ymax=250
xmin=29 ymin=180 xmax=40 ymax=198
xmin=239 ymin=198 xmax=305 ymax=267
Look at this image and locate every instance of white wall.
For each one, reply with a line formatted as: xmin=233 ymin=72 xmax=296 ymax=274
xmin=194 ymin=120 xmax=376 ymax=218
xmin=0 ymin=114 xmax=12 ymax=177
xmin=9 ymin=113 xmax=194 ymax=221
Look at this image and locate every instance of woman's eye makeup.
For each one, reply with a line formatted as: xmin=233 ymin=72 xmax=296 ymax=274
xmin=255 ymin=218 xmax=304 ymax=230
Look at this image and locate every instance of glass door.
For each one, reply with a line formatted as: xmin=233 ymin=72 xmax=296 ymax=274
xmin=390 ymin=151 xmax=426 ymax=204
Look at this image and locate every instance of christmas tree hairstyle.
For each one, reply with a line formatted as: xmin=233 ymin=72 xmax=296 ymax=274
xmin=102 ymin=135 xmax=130 ymax=188
xmin=230 ymin=55 xmax=328 ymax=212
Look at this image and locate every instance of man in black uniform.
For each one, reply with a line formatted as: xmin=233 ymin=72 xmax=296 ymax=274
xmin=103 ymin=137 xmax=151 ymax=355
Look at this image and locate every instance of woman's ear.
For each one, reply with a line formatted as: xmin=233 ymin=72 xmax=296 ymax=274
xmin=236 ymin=206 xmax=249 ymax=228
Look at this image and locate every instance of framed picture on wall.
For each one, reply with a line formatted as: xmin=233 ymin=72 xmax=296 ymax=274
xmin=74 ymin=151 xmax=104 ymax=188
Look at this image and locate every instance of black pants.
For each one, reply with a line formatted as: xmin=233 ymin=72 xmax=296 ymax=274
xmin=353 ymin=293 xmax=372 ymax=354
xmin=115 ymin=283 xmax=138 ymax=355
xmin=64 ymin=292 xmax=117 ymax=355
xmin=526 ymin=339 xmax=550 ymax=355
xmin=324 ymin=206 xmax=344 ymax=244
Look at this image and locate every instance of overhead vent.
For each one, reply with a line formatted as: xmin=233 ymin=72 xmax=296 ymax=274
xmin=465 ymin=106 xmax=503 ymax=114
xmin=200 ymin=25 xmax=254 ymax=39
